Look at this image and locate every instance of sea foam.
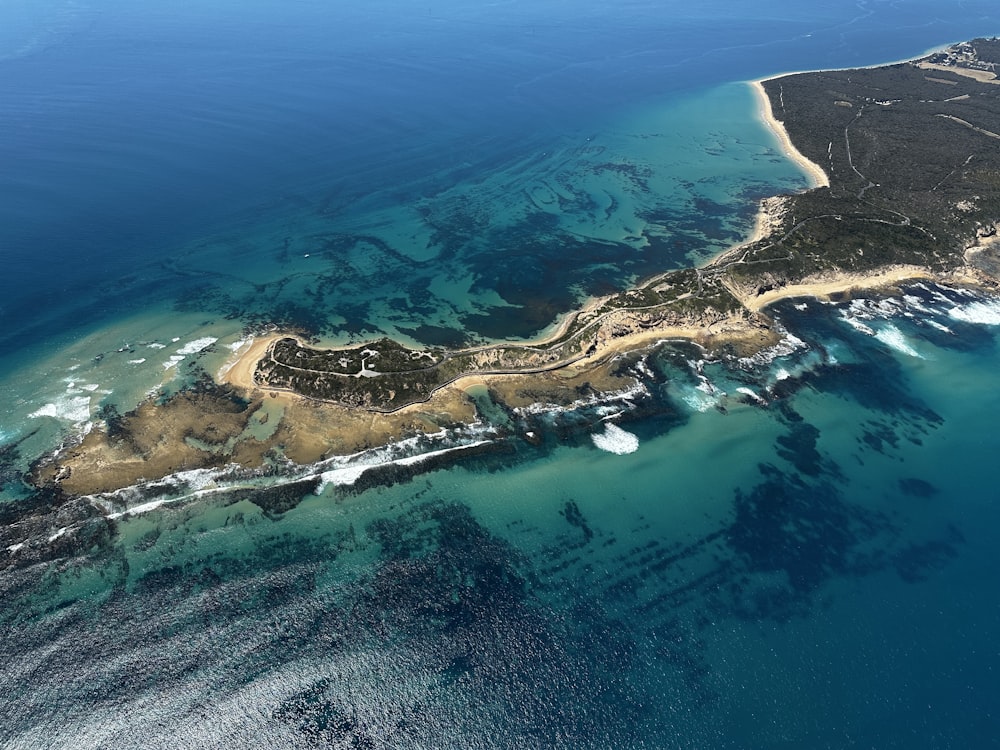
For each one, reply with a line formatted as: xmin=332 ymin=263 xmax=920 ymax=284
xmin=737 ymin=328 xmax=807 ymax=369
xmin=160 ymin=336 xmax=220 ymax=371
xmin=29 ymin=395 xmax=91 ymax=424
xmin=736 ymin=386 xmax=766 ymax=404
xmin=316 ymin=440 xmax=493 ymax=493
xmin=163 ymin=355 xmax=185 ymax=370
xmin=176 ymin=337 xmax=218 ymax=355
xmin=515 ymin=379 xmax=648 ymax=417
xmin=591 ymin=422 xmax=639 ymax=454
xmin=217 ymin=337 xmax=253 ymax=379
xmin=875 ymin=324 xmax=923 ymax=358
xmin=101 ymin=468 xmax=230 ymax=518
xmin=948 ymin=300 xmax=1000 ymax=325
xmin=839 ymin=313 xmax=876 ymax=336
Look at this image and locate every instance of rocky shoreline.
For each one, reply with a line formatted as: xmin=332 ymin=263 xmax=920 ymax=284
xmin=27 ymin=38 xmax=1000 ymax=498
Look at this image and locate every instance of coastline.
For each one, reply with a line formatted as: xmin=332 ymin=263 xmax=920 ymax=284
xmin=742 ymin=38 xmax=983 ymax=189
xmin=33 ymin=37 xmax=1000 ymax=496
xmin=215 ymin=88 xmax=932 ymax=418
xmin=749 ymin=78 xmax=830 ymax=189
xmin=219 ymin=333 xmax=283 ymax=392
xmin=215 ymin=88 xmax=925 ymax=413
xmin=737 ymin=265 xmax=938 ymax=312
xmin=216 ymin=66 xmax=857 ymax=400
xmin=217 ymin=42 xmax=1000 ymax=412
xmin=9 ymin=14 xmax=1000 ymax=743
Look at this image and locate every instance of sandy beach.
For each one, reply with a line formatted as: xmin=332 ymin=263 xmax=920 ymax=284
xmin=219 ymin=333 xmax=284 ymax=391
xmin=738 ymin=265 xmax=937 ymax=312
xmin=212 ymin=48 xmax=982 ymax=422
xmin=568 ymin=313 xmax=778 ymax=368
xmin=38 ymin=40 xmax=999 ymax=494
xmin=750 ymin=79 xmax=830 ymax=189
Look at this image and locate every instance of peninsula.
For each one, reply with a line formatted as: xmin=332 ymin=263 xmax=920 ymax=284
xmin=33 ymin=39 xmax=1000 ymax=496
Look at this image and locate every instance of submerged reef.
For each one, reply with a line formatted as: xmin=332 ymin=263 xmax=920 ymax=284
xmin=27 ymin=38 xmax=1000 ymax=499
xmin=246 ymin=38 xmax=1000 ymax=411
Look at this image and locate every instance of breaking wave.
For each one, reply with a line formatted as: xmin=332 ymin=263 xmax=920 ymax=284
xmin=591 ymin=422 xmax=640 ymax=454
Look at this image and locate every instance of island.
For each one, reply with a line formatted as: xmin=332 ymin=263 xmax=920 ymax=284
xmin=31 ymin=39 xmax=1000 ymax=497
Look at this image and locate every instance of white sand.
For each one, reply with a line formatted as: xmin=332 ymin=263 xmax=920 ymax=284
xmin=750 ymin=79 xmax=830 ymax=189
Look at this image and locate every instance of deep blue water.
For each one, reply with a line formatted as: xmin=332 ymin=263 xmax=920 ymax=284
xmin=2 ymin=0 xmax=997 ymax=341
xmin=3 ymin=1 xmax=1000 ymax=747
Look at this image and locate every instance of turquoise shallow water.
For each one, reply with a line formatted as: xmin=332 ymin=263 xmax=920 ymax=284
xmin=4 ymin=286 xmax=1000 ymax=748
xmin=3 ymin=1 xmax=1000 ymax=747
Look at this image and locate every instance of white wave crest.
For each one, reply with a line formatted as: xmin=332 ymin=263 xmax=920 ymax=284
xmin=591 ymin=422 xmax=639 ymax=454
xmin=316 ymin=440 xmax=493 ymax=493
xmin=736 ymin=386 xmax=766 ymax=404
xmin=217 ymin=337 xmax=253 ymax=380
xmin=176 ymin=337 xmax=218 ymax=355
xmin=29 ymin=395 xmax=91 ymax=424
xmin=839 ymin=312 xmax=876 ymax=336
xmin=738 ymin=328 xmax=807 ymax=368
xmin=515 ymin=379 xmax=648 ymax=417
xmin=902 ymin=294 xmax=934 ymax=315
xmin=89 ymin=426 xmax=499 ymax=520
xmin=925 ymin=319 xmax=952 ymax=333
xmin=874 ymin=324 xmax=923 ymax=358
xmin=163 ymin=355 xmax=186 ymax=370
xmin=948 ymin=300 xmax=1000 ymax=325
xmin=102 ymin=468 xmax=234 ymax=518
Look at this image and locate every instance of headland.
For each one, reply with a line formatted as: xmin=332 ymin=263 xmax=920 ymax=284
xmin=31 ymin=38 xmax=1000 ymax=497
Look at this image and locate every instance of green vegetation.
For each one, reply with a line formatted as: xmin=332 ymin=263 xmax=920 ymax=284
xmin=726 ymin=40 xmax=1000 ymax=291
xmin=254 ymin=39 xmax=1000 ymax=411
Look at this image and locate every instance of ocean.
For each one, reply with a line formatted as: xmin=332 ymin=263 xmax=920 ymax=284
xmin=2 ymin=1 xmax=1000 ymax=747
